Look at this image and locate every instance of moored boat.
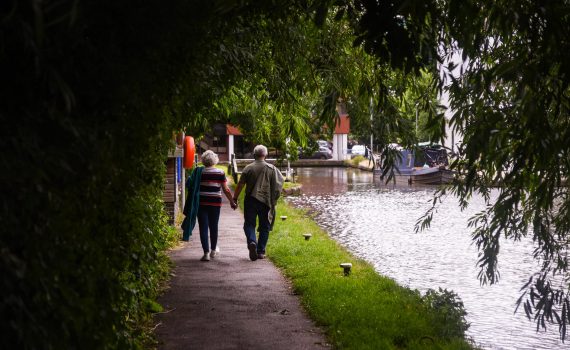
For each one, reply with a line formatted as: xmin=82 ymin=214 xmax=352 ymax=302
xmin=408 ymin=165 xmax=454 ymax=185
xmin=374 ymin=145 xmax=453 ymax=185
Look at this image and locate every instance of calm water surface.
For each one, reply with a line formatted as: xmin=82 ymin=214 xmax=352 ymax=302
xmin=286 ymin=167 xmax=564 ymax=350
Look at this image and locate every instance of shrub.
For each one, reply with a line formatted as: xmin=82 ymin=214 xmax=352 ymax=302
xmin=423 ymin=288 xmax=470 ymax=339
xmin=351 ymin=155 xmax=366 ymax=166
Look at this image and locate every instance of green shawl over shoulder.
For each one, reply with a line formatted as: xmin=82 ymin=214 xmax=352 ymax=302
xmin=181 ymin=166 xmax=203 ymax=241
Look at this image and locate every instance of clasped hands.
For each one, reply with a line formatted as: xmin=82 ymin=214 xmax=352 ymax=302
xmin=230 ymin=197 xmax=238 ymax=210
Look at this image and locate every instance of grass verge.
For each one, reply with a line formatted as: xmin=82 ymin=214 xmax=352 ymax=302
xmin=267 ymin=199 xmax=474 ymax=350
xmin=283 ymin=181 xmax=300 ymax=190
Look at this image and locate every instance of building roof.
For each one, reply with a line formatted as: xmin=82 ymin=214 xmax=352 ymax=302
xmin=226 ymin=124 xmax=243 ymax=135
xmin=334 ymin=114 xmax=350 ymax=134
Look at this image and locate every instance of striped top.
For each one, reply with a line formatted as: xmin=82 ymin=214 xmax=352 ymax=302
xmin=199 ymin=167 xmax=227 ymax=206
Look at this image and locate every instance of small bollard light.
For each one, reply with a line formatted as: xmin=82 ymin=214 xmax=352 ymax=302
xmin=280 ymin=216 xmax=287 ymax=221
xmin=303 ymin=233 xmax=312 ymax=241
xmin=340 ymin=263 xmax=352 ymax=276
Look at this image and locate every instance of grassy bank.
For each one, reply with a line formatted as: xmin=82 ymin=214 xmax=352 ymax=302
xmin=266 ymin=199 xmax=474 ymax=350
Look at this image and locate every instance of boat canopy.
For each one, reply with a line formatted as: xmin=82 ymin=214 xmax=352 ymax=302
xmin=413 ymin=146 xmax=449 ymax=168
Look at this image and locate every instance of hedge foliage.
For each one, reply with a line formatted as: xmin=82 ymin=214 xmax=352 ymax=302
xmin=0 ymin=1 xmax=237 ymax=348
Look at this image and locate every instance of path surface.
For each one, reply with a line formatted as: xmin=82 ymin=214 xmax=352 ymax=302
xmin=155 ymin=198 xmax=329 ymax=350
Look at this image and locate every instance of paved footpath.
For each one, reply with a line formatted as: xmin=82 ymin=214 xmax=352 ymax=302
xmin=155 ymin=198 xmax=329 ymax=350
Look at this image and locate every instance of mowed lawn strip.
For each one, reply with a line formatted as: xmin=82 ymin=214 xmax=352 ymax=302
xmin=264 ymin=198 xmax=474 ymax=350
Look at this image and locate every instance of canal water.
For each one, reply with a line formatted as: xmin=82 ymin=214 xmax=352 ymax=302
xmin=286 ymin=167 xmax=565 ymax=350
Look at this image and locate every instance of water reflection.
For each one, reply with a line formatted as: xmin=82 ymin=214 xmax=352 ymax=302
xmin=287 ymin=167 xmax=564 ymax=350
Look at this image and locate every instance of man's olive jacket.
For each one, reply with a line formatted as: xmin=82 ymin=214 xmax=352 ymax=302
xmin=239 ymin=160 xmax=284 ymax=228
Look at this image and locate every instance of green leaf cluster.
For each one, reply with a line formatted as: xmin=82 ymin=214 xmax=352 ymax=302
xmin=423 ymin=288 xmax=470 ymax=339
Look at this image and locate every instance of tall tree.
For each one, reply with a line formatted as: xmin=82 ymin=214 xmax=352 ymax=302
xmin=438 ymin=1 xmax=570 ymax=339
xmin=330 ymin=0 xmax=570 ymax=339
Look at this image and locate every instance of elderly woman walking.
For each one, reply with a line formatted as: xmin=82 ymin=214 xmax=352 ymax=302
xmin=182 ymin=150 xmax=236 ymax=261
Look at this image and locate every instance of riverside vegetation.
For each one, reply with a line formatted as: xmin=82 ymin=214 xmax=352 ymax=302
xmin=235 ymin=189 xmax=473 ymax=349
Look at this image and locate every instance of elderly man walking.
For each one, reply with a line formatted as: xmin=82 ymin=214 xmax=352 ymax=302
xmin=233 ymin=145 xmax=284 ymax=261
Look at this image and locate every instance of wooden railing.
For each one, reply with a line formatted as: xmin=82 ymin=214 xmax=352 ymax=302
xmin=228 ymin=153 xmax=240 ymax=183
xmin=366 ymin=146 xmax=382 ymax=171
xmin=228 ymin=153 xmax=295 ymax=182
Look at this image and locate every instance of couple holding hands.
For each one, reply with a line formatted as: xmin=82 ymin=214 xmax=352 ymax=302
xmin=182 ymin=145 xmax=284 ymax=261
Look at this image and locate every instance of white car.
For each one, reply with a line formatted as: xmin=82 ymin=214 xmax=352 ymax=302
xmin=317 ymin=140 xmax=332 ymax=150
xmin=351 ymin=145 xmax=366 ymax=157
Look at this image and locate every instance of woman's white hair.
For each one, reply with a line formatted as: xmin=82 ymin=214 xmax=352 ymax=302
xmin=201 ymin=150 xmax=219 ymax=167
xmin=253 ymin=145 xmax=268 ymax=159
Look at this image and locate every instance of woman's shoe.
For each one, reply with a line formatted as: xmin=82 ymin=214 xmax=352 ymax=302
xmin=200 ymin=253 xmax=210 ymax=261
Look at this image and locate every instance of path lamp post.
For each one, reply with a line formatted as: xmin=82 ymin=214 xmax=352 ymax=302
xmin=415 ymin=101 xmax=419 ymax=138
xmin=340 ymin=263 xmax=352 ymax=276
xmin=285 ymin=136 xmax=292 ymax=181
xmin=369 ymin=97 xmax=374 ymax=155
xmin=415 ymin=101 xmax=420 ymax=167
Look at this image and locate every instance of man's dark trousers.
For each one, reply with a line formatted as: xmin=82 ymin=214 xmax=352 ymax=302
xmin=243 ymin=195 xmax=271 ymax=254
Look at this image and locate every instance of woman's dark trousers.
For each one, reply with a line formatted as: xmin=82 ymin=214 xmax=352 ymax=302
xmin=198 ymin=205 xmax=221 ymax=253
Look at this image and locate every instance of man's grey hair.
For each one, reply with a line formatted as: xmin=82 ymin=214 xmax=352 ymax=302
xmin=253 ymin=145 xmax=268 ymax=159
xmin=201 ymin=150 xmax=219 ymax=167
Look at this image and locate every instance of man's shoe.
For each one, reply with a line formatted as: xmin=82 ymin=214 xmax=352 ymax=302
xmin=248 ymin=242 xmax=258 ymax=261
xmin=200 ymin=253 xmax=210 ymax=261
xmin=257 ymin=253 xmax=266 ymax=259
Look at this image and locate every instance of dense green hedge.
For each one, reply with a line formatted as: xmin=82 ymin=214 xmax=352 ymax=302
xmin=0 ymin=1 xmax=224 ymax=348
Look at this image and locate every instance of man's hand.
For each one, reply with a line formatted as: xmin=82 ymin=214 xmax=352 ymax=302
xmin=230 ymin=200 xmax=238 ymax=210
